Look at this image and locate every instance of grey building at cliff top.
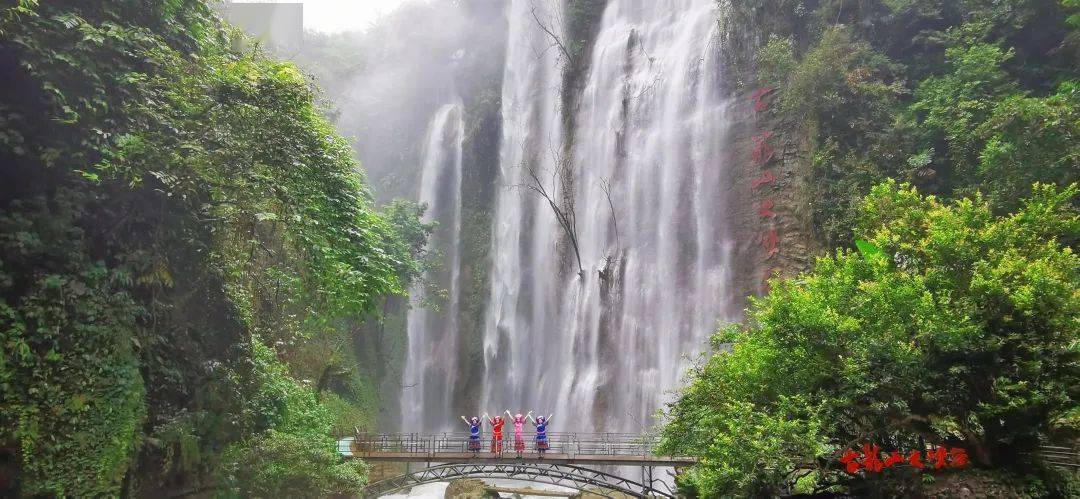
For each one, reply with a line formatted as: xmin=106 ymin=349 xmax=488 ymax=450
xmin=216 ymin=2 xmax=303 ymax=49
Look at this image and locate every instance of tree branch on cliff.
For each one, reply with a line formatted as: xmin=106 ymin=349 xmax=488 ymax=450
xmin=514 ymin=151 xmax=585 ymax=276
xmin=599 ymin=177 xmax=620 ymax=250
xmin=530 ymin=2 xmax=572 ymax=65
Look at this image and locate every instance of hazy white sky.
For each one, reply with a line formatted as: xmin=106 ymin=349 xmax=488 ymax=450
xmin=232 ymin=0 xmax=414 ymax=33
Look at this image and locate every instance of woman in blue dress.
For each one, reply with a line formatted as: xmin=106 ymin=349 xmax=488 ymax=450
xmin=459 ymin=415 xmax=482 ymax=453
xmin=529 ymin=413 xmax=553 ymax=455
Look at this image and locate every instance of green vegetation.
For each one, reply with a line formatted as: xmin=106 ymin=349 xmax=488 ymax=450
xmin=660 ymin=182 xmax=1079 ymax=496
xmin=217 ymin=341 xmax=366 ymax=497
xmin=564 ymin=0 xmax=608 ymax=69
xmin=664 ymin=5 xmax=1080 ymax=492
xmin=0 ymin=0 xmax=427 ymax=496
xmin=742 ymin=0 xmax=1078 ymax=246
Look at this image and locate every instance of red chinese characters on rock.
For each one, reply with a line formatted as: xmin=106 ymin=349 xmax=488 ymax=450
xmin=907 ymin=450 xmax=926 ymax=469
xmin=761 ymin=228 xmax=779 ymax=260
xmin=751 ymin=131 xmax=775 ymax=165
xmin=929 ymin=446 xmax=949 ymax=470
xmin=751 ymin=87 xmax=781 ymax=283
xmin=839 ymin=445 xmax=969 ymax=474
xmin=758 ymin=199 xmax=777 ymax=218
xmin=752 ymin=170 xmax=776 ymax=189
xmin=751 ymin=86 xmax=775 ymax=112
xmin=950 ymin=447 xmax=971 ymax=468
xmin=839 ymin=449 xmax=862 ymax=474
xmin=862 ymin=444 xmax=885 ymax=472
xmin=883 ymin=451 xmax=905 ymax=468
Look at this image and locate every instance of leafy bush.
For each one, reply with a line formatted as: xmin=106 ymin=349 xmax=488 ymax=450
xmin=217 ymin=341 xmax=366 ymax=498
xmin=756 ymin=34 xmax=796 ymax=87
xmin=660 ymin=181 xmax=1079 ymax=496
xmin=219 ymin=430 xmax=367 ymax=499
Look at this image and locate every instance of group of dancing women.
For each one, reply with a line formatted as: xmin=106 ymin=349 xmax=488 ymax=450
xmin=459 ymin=411 xmax=552 ymax=455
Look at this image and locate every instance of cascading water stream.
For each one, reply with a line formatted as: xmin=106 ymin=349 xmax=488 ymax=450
xmin=478 ymin=0 xmax=737 ymax=433
xmin=479 ymin=0 xmax=566 ymax=419
xmin=401 ymin=101 xmax=465 ymax=432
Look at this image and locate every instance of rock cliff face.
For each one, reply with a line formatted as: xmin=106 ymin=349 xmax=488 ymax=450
xmin=739 ymin=98 xmax=823 ymax=285
xmin=713 ymin=4 xmax=824 ymax=286
xmin=450 ymin=29 xmax=507 ymax=415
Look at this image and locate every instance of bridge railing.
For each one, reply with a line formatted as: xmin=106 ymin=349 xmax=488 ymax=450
xmin=1039 ymin=445 xmax=1080 ymax=472
xmin=345 ymin=431 xmax=662 ymax=456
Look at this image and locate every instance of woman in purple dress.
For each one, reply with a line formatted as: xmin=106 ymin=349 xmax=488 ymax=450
xmin=529 ymin=413 xmax=552 ymax=455
xmin=459 ymin=415 xmax=482 ymax=453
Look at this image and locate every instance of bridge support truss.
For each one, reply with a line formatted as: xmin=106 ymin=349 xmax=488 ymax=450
xmin=362 ymin=462 xmax=676 ymax=498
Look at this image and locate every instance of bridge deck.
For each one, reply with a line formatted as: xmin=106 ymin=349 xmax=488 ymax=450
xmin=355 ymin=451 xmax=695 ymax=466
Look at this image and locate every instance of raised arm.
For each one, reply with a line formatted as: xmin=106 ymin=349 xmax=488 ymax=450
xmin=527 ymin=411 xmax=536 ymax=424
xmin=547 ymin=414 xmax=553 ymax=423
xmin=460 ymin=416 xmax=469 ymax=426
xmin=505 ymin=410 xmax=513 ymax=419
xmin=484 ymin=412 xmax=493 ymax=424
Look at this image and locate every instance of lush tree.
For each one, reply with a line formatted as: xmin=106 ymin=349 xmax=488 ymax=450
xmin=739 ymin=0 xmax=1080 ymax=246
xmin=660 ymin=181 xmax=1079 ymax=496
xmin=968 ymin=82 xmax=1079 ymax=211
xmin=0 ymin=0 xmax=423 ymax=495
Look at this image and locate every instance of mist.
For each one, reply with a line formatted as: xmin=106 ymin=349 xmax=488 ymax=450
xmin=295 ymin=0 xmax=507 ymax=203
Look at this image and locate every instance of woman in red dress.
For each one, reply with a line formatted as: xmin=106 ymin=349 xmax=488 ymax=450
xmin=485 ymin=413 xmax=505 ymax=454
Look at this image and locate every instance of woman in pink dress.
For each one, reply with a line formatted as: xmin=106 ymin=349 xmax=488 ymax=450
xmin=506 ymin=410 xmax=531 ymax=455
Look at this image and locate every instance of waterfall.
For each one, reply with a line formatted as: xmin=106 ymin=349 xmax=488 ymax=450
xmin=478 ymin=0 xmax=737 ymax=433
xmin=402 ymin=101 xmax=465 ymax=432
xmin=479 ymin=0 xmax=566 ymax=421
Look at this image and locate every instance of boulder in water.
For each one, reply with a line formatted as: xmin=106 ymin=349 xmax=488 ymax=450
xmin=444 ymin=478 xmax=498 ymax=499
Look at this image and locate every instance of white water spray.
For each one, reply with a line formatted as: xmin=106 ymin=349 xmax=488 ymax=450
xmin=478 ymin=0 xmax=738 ymax=433
xmin=401 ymin=101 xmax=465 ymax=431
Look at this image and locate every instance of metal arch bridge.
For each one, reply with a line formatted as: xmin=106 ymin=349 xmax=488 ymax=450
xmin=364 ymin=462 xmax=673 ymax=498
xmin=337 ymin=432 xmax=696 ymax=498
